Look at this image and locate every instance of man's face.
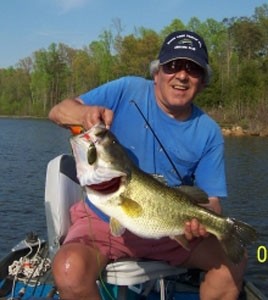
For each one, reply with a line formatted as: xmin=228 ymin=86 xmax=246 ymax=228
xmin=154 ymin=59 xmax=206 ymax=119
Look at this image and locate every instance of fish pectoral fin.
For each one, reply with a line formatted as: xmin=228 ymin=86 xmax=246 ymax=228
xmin=177 ymin=185 xmax=209 ymax=204
xmin=110 ymin=217 xmax=126 ymax=236
xmin=119 ymin=195 xmax=143 ymax=217
xmin=170 ymin=235 xmax=190 ymax=251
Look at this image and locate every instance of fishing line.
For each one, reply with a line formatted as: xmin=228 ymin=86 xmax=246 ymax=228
xmin=130 ymin=100 xmax=184 ymax=184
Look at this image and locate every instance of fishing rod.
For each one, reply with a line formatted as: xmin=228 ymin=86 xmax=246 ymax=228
xmin=130 ymin=99 xmax=184 ymax=184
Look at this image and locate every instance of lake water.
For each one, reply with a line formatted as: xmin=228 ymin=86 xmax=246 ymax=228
xmin=0 ymin=118 xmax=267 ymax=295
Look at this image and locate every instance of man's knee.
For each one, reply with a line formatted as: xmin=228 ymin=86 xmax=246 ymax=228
xmin=52 ymin=243 xmax=105 ymax=299
xmin=52 ymin=243 xmax=101 ymax=287
xmin=52 ymin=243 xmax=108 ymax=284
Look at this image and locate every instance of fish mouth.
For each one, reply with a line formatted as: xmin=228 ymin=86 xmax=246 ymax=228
xmin=87 ymin=177 xmax=122 ymax=194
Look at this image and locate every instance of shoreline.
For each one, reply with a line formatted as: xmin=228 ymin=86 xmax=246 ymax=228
xmin=222 ymin=126 xmax=268 ymax=137
xmin=1 ymin=115 xmax=267 ymax=137
xmin=0 ymin=115 xmax=45 ymax=119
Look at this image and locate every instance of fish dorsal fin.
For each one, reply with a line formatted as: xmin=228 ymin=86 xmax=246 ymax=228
xmin=110 ymin=217 xmax=126 ymax=236
xmin=119 ymin=195 xmax=143 ymax=217
xmin=177 ymin=185 xmax=209 ymax=204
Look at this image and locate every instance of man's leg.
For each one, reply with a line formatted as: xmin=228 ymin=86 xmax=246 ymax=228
xmin=52 ymin=243 xmax=110 ymax=300
xmin=182 ymin=235 xmax=247 ymax=300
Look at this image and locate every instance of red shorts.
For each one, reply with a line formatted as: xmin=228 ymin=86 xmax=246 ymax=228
xmin=64 ymin=200 xmax=201 ymax=266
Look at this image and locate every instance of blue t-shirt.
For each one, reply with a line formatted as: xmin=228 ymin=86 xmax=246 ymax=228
xmin=80 ymin=76 xmax=227 ymax=198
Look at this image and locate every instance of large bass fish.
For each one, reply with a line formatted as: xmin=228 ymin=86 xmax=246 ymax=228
xmin=69 ymin=123 xmax=258 ymax=264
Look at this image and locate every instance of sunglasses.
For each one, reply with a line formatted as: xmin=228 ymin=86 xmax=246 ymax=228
xmin=161 ymin=60 xmax=205 ymax=78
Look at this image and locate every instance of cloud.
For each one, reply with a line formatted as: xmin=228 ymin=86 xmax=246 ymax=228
xmin=56 ymin=0 xmax=88 ymax=13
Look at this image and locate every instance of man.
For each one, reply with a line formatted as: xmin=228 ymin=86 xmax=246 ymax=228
xmin=49 ymin=30 xmax=247 ymax=299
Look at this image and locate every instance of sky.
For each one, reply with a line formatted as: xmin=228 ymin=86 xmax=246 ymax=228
xmin=0 ymin=0 xmax=266 ymax=68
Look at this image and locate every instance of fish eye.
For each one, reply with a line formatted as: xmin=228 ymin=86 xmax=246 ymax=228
xmin=87 ymin=143 xmax=97 ymax=165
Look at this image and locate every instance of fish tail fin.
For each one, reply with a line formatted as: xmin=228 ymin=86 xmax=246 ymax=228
xmin=220 ymin=218 xmax=258 ymax=264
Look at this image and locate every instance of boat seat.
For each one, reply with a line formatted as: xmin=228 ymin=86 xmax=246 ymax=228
xmin=45 ymin=154 xmax=185 ymax=300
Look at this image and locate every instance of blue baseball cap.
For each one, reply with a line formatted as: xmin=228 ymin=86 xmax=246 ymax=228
xmin=158 ymin=30 xmax=209 ymax=70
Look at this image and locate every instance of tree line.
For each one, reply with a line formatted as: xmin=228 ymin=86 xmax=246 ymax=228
xmin=0 ymin=4 xmax=267 ymax=132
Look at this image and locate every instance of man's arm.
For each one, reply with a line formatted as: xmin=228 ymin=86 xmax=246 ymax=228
xmin=48 ymin=98 xmax=113 ymax=129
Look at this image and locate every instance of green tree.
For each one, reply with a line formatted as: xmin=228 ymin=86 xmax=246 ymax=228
xmin=0 ymin=67 xmax=31 ymax=115
xmin=71 ymin=50 xmax=98 ymax=94
xmin=115 ymin=28 xmax=160 ymax=78
xmin=160 ymin=19 xmax=185 ymax=40
xmin=31 ymin=43 xmax=69 ymax=115
xmin=254 ymin=4 xmax=268 ymax=56
xmin=230 ymin=18 xmax=264 ymax=60
xmin=87 ymin=30 xmax=115 ymax=84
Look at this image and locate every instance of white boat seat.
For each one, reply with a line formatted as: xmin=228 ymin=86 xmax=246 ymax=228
xmin=103 ymin=259 xmax=182 ymax=286
xmin=45 ymin=154 xmax=185 ymax=300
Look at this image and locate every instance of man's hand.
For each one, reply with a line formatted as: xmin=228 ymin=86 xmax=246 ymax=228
xmin=183 ymin=197 xmax=222 ymax=240
xmin=82 ymin=105 xmax=113 ymax=130
xmin=184 ymin=218 xmax=209 ymax=240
